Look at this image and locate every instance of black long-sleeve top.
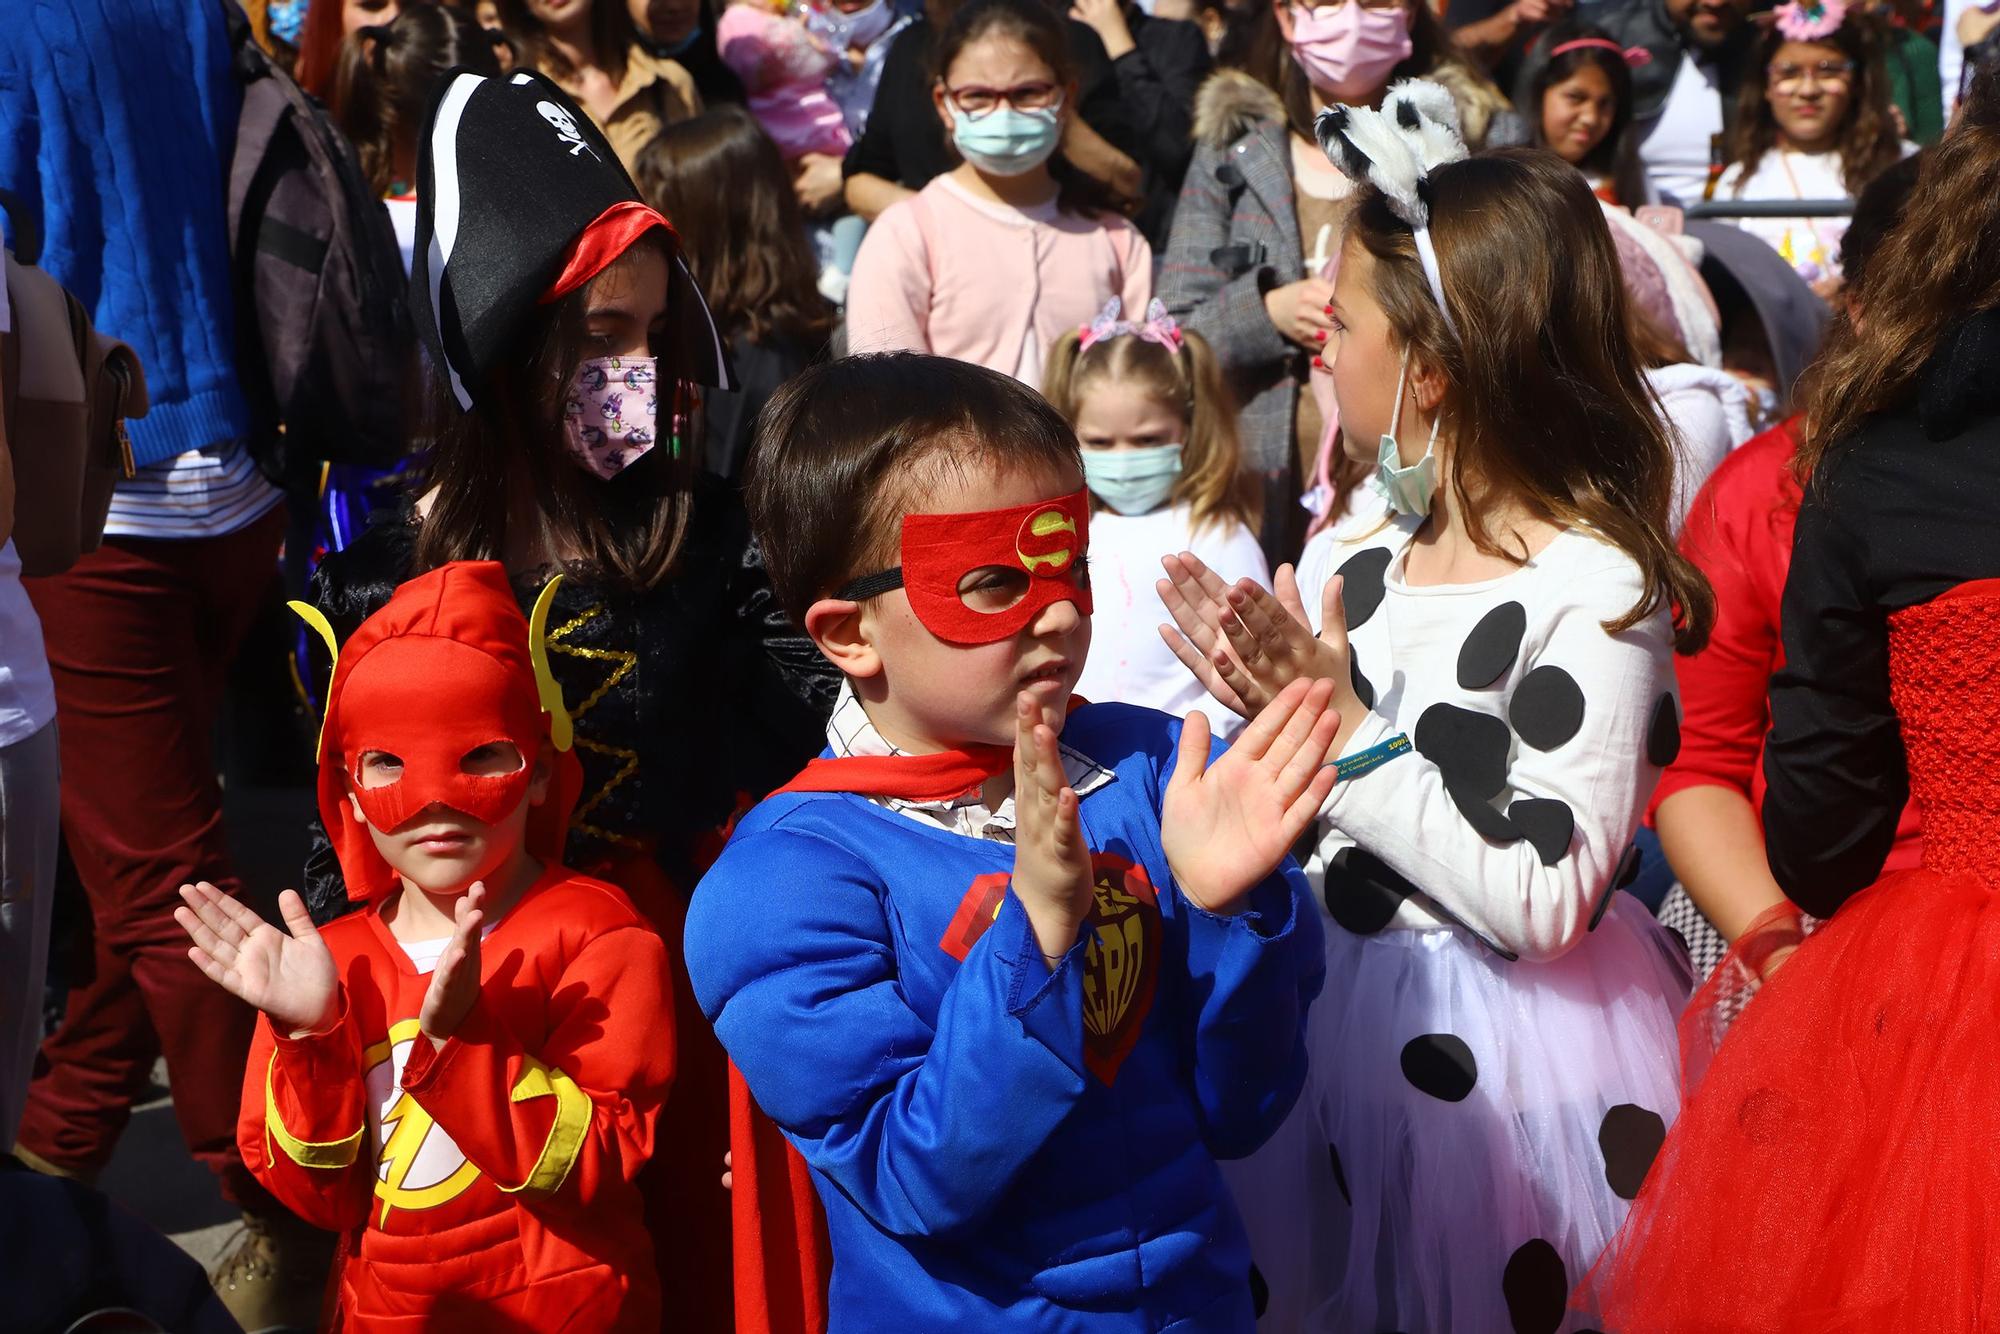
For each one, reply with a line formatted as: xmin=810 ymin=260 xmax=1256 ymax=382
xmin=1763 ymin=307 xmax=2000 ymax=917
xmin=1113 ymin=10 xmax=1211 ymax=247
xmin=301 ymin=477 xmax=841 ymax=921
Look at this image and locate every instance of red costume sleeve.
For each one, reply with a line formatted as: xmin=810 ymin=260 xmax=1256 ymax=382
xmin=237 ymin=995 xmax=374 ymax=1233
xmin=1651 ymin=437 xmax=1793 ymax=815
xmin=398 ymin=923 xmax=674 ymax=1210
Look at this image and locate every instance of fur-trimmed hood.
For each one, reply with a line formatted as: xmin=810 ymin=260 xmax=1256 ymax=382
xmin=1192 ymin=63 xmax=1516 ymax=153
xmin=1193 ymin=69 xmax=1286 ymax=149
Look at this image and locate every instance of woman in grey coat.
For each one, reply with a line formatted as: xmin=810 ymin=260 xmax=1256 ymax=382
xmin=1160 ymin=2 xmax=1522 ymax=561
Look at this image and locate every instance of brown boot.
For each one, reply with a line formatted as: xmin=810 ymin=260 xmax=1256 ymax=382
xmin=210 ymin=1208 xmax=336 ymax=1334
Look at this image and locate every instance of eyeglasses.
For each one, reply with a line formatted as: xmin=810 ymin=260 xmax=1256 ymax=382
xmin=1294 ymin=0 xmax=1408 ymax=15
xmin=943 ymin=81 xmax=1065 ymax=118
xmin=1767 ymin=58 xmax=1855 ymax=92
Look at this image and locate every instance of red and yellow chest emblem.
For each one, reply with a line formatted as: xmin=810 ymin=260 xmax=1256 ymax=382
xmin=938 ymin=853 xmax=1162 ymax=1086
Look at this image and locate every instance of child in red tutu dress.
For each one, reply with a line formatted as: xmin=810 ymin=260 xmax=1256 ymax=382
xmin=1587 ymin=67 xmax=2000 ymax=1332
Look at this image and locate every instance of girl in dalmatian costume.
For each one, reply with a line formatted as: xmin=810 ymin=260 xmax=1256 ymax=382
xmin=1161 ymin=81 xmax=1709 ymax=1334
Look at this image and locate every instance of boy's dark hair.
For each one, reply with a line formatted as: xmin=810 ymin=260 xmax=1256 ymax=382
xmin=747 ymin=353 xmax=1083 ymax=626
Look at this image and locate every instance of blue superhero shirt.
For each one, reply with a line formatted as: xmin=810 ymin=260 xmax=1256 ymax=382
xmin=685 ymin=702 xmax=1326 ymax=1332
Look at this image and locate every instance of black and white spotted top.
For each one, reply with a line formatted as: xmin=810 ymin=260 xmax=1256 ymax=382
xmin=1295 ymin=518 xmax=1681 ymax=962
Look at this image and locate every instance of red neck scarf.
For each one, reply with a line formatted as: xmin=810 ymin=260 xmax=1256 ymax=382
xmin=777 ymin=746 xmax=1013 ymax=803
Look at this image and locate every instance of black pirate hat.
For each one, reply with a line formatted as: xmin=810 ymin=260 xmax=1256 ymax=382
xmin=410 ymin=68 xmax=731 ymax=409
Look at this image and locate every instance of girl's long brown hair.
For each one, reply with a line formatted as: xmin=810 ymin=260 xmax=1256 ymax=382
xmin=332 ymin=6 xmax=503 ymax=197
xmin=1041 ymin=326 xmax=1262 ymax=538
xmin=493 ymin=0 xmax=638 ymax=86
xmin=633 ymin=107 xmax=836 ymax=348
xmin=1800 ymin=61 xmax=2000 ymax=474
xmin=413 ymin=232 xmax=700 ymax=592
xmin=1726 ymin=14 xmax=1903 ymax=195
xmin=1347 ymin=148 xmax=1714 ymax=652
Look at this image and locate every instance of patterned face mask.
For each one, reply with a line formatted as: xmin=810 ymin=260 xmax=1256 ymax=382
xmin=562 ymin=355 xmax=660 ymax=480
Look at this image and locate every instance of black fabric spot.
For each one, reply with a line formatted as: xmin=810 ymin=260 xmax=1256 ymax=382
xmin=1509 ymin=799 xmax=1574 ymax=866
xmin=1321 ymin=848 xmax=1417 ymax=935
xmin=1351 ymin=656 xmax=1377 ymax=711
xmin=1249 ymin=1263 xmax=1269 ymax=1317
xmin=1328 ymin=1142 xmax=1352 ymax=1206
xmin=1589 ymin=846 xmax=1641 ymax=931
xmin=1501 ymin=1238 xmax=1569 ymax=1334
xmin=1509 ymin=665 xmax=1585 ymax=750
xmin=1448 ymin=779 xmax=1522 ymax=844
xmin=1394 ymin=97 xmax=1421 ymax=129
xmin=1646 ymin=693 xmax=1682 ymax=766
xmin=1400 ymin=1033 xmax=1477 ymax=1102
xmin=1598 ymin=1103 xmax=1667 ymax=1200
xmin=1334 ymin=547 xmax=1393 ymax=630
xmin=1456 ymin=601 xmax=1526 ymax=689
xmin=1415 ymin=703 xmax=1512 ymax=800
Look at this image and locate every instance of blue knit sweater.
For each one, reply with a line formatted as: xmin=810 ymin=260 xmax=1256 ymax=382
xmin=0 ymin=0 xmax=251 ymax=466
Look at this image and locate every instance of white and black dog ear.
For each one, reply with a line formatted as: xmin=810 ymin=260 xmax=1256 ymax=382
xmin=1381 ymin=79 xmax=1467 ymax=173
xmin=1314 ymin=101 xmax=1425 ymax=226
xmin=1313 ymin=79 xmax=1468 ymax=230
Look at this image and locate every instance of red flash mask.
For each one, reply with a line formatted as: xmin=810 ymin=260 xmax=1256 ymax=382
xmin=836 ymin=487 xmax=1093 ymax=645
xmin=308 ymin=561 xmax=582 ymax=900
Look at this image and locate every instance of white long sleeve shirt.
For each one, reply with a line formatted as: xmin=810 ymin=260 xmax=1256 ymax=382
xmin=1296 ymin=519 xmax=1679 ymax=962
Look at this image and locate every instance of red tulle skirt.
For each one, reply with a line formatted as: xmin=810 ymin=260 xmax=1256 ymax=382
xmin=1584 ymin=867 xmax=2000 ymax=1332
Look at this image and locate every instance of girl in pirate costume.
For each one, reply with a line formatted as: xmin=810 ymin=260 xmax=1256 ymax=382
xmin=301 ymin=71 xmax=838 ymax=1331
xmin=186 ymin=560 xmax=673 ymax=1330
xmin=1158 ymin=85 xmax=1710 ymax=1333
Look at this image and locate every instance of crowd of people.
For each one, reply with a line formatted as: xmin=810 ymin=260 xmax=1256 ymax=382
xmin=0 ymin=0 xmax=1996 ymax=1329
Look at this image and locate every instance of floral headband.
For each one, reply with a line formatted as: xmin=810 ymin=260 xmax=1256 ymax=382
xmin=1775 ymin=0 xmax=1846 ymax=43
xmin=1549 ymin=36 xmax=1653 ymax=67
xmin=1078 ymin=297 xmax=1185 ymax=354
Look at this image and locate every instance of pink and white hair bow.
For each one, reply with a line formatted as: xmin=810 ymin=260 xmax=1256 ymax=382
xmin=1078 ymin=297 xmax=1186 ymax=354
xmin=1775 ymin=0 xmax=1847 ymax=43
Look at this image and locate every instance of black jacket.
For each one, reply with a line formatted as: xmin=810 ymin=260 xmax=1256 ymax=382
xmin=1763 ymin=307 xmax=2000 ymax=916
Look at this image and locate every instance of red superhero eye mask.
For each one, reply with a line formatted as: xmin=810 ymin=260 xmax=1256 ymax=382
xmin=836 ymin=487 xmax=1093 ymax=645
xmin=338 ymin=637 xmax=544 ymax=833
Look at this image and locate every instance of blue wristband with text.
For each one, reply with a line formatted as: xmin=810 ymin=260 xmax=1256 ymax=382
xmin=1328 ymin=732 xmax=1411 ymax=782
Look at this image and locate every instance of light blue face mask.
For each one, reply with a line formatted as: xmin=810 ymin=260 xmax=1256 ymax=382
xmin=1083 ymin=444 xmax=1184 ymax=516
xmin=949 ymin=104 xmax=1063 ymax=177
xmin=1370 ymin=347 xmax=1441 ymax=517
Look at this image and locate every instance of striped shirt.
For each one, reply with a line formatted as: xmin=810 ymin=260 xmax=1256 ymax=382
xmin=103 ymin=440 xmax=284 ymax=540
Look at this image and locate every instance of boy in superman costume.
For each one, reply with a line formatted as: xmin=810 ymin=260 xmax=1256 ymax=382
xmin=175 ymin=561 xmax=673 ymax=1330
xmin=685 ymin=353 xmax=1332 ymax=1332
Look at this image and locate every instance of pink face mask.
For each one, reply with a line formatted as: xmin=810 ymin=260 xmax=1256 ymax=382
xmin=562 ymin=355 xmax=659 ymax=480
xmin=1287 ymin=3 xmax=1413 ymax=103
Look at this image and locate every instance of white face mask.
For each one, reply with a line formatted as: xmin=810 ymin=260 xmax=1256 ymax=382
xmin=1368 ymin=346 xmax=1440 ymax=516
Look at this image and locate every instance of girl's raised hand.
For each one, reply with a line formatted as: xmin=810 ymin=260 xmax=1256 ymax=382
xmin=1156 ymin=552 xmax=1254 ymax=718
xmin=176 ymin=883 xmax=337 ymax=1037
xmin=1160 ymin=553 xmax=1356 ymax=721
xmin=1161 ymin=679 xmax=1343 ymax=912
xmin=1009 ymin=691 xmax=1097 ymax=966
xmin=420 ymin=881 xmax=487 ymax=1051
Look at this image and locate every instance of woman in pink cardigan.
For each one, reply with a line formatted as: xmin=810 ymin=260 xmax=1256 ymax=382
xmin=844 ymin=0 xmax=1151 ymax=391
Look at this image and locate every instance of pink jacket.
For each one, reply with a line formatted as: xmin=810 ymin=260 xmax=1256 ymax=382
xmin=845 ymin=175 xmax=1152 ymax=391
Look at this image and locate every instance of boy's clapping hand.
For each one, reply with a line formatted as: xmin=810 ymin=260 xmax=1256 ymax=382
xmin=176 ymin=883 xmax=337 ymax=1038
xmin=420 ymin=881 xmax=488 ymax=1051
xmin=1011 ymin=691 xmax=1097 ymax=967
xmin=1162 ymin=679 xmax=1342 ymax=915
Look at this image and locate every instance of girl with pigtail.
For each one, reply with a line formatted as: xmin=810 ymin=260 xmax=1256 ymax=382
xmin=1160 ymin=80 xmax=1711 ymax=1332
xmin=1041 ymin=299 xmax=1269 ymax=720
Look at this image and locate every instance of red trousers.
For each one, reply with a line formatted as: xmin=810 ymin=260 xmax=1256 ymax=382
xmin=16 ymin=509 xmax=285 ymax=1206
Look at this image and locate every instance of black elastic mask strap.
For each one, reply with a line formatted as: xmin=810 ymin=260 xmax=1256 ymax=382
xmin=835 ymin=568 xmax=905 ymax=602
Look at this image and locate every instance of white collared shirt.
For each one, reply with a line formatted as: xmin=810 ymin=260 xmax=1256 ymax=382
xmin=823 ymin=683 xmax=1116 ymax=843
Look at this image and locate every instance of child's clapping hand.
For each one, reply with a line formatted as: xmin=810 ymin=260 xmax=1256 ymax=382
xmin=1010 ymin=691 xmax=1097 ymax=967
xmin=176 ymin=883 xmax=337 ymax=1038
xmin=1163 ymin=678 xmax=1342 ymax=914
xmin=419 ymin=881 xmax=488 ymax=1051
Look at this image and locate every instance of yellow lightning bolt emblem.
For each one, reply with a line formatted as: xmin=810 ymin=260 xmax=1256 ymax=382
xmin=364 ymin=1019 xmax=480 ymax=1226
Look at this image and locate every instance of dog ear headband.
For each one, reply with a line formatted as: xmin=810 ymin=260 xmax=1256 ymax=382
xmin=1313 ymin=79 xmax=1469 ymax=339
